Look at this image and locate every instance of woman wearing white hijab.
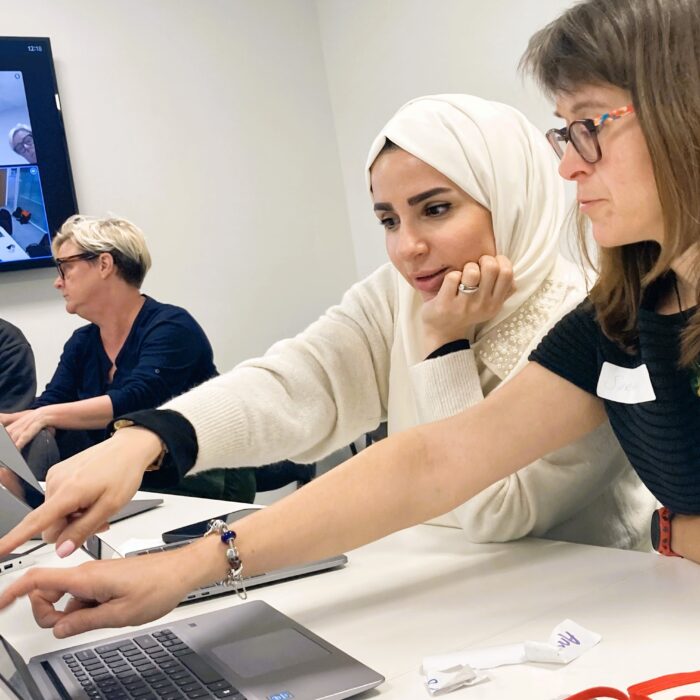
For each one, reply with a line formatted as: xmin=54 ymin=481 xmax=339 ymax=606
xmin=361 ymin=94 xmax=652 ymax=545
xmin=7 ymin=95 xmax=652 ymax=561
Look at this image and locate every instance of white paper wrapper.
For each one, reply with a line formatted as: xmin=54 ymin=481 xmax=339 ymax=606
xmin=420 ymin=619 xmax=600 ymax=695
xmin=423 ymin=664 xmax=488 ymax=695
xmin=525 ymin=619 xmax=601 ymax=664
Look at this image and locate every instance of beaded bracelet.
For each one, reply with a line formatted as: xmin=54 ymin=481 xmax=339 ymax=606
xmin=204 ymin=519 xmax=248 ymax=599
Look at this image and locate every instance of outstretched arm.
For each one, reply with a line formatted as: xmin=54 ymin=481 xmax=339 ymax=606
xmin=231 ymin=362 xmax=605 ymax=572
xmin=670 ymin=516 xmax=700 ymax=564
xmin=0 ymin=363 xmax=606 ymax=636
xmin=0 ymin=426 xmax=162 ymax=556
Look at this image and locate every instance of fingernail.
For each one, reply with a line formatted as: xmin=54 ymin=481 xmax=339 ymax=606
xmin=56 ymin=540 xmax=76 ymax=558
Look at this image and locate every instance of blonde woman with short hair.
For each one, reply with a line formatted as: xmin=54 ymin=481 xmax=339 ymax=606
xmin=0 ymin=216 xmax=231 ymax=493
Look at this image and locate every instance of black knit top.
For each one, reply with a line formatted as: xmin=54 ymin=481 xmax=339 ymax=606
xmin=529 ymin=290 xmax=700 ymax=514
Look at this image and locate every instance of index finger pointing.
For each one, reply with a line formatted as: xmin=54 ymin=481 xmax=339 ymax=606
xmin=0 ymin=566 xmax=83 ymax=611
xmin=0 ymin=495 xmax=80 ymax=555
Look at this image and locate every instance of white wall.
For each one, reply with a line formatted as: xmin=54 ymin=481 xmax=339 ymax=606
xmin=315 ymin=0 xmax=577 ymax=278
xmin=0 ymin=0 xmax=356 ymax=387
xmin=1 ymin=0 xmax=582 ymax=397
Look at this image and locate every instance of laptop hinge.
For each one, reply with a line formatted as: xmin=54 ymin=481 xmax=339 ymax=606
xmin=40 ymin=661 xmax=71 ymax=700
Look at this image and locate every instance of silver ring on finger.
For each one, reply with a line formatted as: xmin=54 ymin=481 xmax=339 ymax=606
xmin=458 ymin=282 xmax=479 ymax=295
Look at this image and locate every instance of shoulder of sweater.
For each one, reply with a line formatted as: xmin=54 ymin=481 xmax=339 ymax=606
xmin=0 ymin=321 xmax=32 ymax=356
xmin=543 ymin=256 xmax=589 ymax=319
xmin=349 ymin=262 xmax=397 ymax=292
xmin=0 ymin=319 xmax=27 ymax=343
xmin=337 ymin=262 xmax=399 ymax=312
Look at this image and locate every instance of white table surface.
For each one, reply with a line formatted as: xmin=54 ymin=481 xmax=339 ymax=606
xmin=0 ymin=226 xmax=28 ymax=262
xmin=2 ymin=492 xmax=700 ymax=700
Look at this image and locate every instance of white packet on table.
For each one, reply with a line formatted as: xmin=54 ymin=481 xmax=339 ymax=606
xmin=420 ymin=619 xmax=600 ymax=696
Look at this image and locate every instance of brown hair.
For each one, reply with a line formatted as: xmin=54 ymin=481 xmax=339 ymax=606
xmin=521 ymin=0 xmax=700 ymax=366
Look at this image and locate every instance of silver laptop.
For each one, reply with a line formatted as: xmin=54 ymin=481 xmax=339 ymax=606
xmin=0 ymin=599 xmax=384 ymax=700
xmin=0 ymin=425 xmax=163 ymax=538
xmin=84 ymin=511 xmax=349 ymax=604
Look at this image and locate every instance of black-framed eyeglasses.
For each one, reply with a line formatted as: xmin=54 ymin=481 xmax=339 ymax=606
xmin=12 ymin=133 xmax=34 ymax=157
xmin=54 ymin=252 xmax=98 ymax=279
xmin=546 ymin=104 xmax=635 ymax=164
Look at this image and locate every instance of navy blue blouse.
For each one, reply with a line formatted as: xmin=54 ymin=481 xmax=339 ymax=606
xmin=33 ymin=296 xmax=217 ymax=457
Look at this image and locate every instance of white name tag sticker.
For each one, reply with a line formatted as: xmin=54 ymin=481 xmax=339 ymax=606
xmin=596 ymin=361 xmax=656 ymax=404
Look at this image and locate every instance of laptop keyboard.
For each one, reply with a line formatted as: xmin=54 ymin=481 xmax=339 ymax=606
xmin=60 ymin=629 xmax=247 ymax=700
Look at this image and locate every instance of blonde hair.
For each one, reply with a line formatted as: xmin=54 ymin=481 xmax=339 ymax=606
xmin=53 ymin=215 xmax=152 ymax=288
xmin=522 ymin=0 xmax=700 ymax=367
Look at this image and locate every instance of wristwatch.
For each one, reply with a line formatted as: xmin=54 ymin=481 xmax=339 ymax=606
xmin=650 ymin=506 xmax=681 ymax=557
xmin=112 ymin=418 xmax=167 ymax=472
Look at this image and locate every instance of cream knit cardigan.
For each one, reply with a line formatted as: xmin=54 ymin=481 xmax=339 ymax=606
xmin=165 ymin=258 xmax=655 ymax=549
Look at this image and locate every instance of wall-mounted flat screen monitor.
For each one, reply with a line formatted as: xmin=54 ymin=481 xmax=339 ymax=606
xmin=0 ymin=36 xmax=77 ymax=272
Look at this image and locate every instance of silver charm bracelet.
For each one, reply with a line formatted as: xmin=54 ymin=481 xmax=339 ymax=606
xmin=204 ymin=519 xmax=248 ymax=600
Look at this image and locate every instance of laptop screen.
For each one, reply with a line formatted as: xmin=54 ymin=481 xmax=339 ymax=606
xmin=0 ymin=460 xmax=44 ymax=510
xmin=0 ymin=636 xmax=41 ymax=700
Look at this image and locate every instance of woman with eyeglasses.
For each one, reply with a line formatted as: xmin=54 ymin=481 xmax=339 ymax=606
xmin=8 ymin=124 xmax=36 ymax=164
xmin=0 ymin=0 xmax=696 ymax=638
xmin=0 ymin=216 xmax=250 ymax=496
xmin=1 ymin=94 xmax=650 ymax=553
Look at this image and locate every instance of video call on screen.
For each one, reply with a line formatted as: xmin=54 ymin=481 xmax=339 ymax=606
xmin=0 ymin=38 xmax=77 ymax=273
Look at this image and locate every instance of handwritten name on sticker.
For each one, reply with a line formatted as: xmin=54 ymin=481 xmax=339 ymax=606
xmin=556 ymin=631 xmax=580 ymax=648
xmin=596 ymin=362 xmax=656 ymax=404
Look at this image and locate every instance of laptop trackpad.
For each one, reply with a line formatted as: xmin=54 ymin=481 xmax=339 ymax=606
xmin=212 ymin=628 xmax=329 ymax=678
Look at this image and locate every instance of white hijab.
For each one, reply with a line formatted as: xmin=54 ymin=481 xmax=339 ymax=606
xmin=365 ymin=94 xmax=566 ymax=337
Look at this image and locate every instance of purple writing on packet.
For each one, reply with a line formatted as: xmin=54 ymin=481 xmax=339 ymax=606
xmin=556 ymin=631 xmax=580 ymax=648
